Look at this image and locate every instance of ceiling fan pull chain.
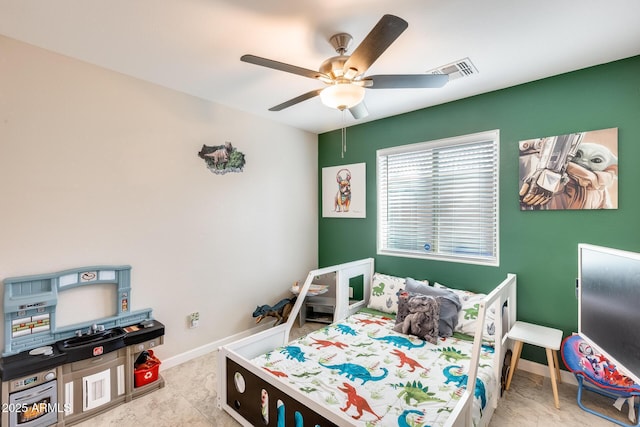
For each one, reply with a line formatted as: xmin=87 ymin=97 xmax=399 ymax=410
xmin=342 ymin=126 xmax=346 ymax=158
xmin=341 ymin=109 xmax=347 ymax=158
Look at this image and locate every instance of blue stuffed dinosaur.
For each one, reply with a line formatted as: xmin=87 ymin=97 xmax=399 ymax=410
xmin=253 ymin=296 xmax=297 ymax=326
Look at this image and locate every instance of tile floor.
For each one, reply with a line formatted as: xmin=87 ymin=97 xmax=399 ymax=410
xmin=77 ymin=324 xmax=632 ymax=427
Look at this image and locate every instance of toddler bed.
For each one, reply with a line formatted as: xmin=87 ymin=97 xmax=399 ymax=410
xmin=218 ymin=258 xmax=517 ymax=427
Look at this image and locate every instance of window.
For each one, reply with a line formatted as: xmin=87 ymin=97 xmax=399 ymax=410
xmin=377 ymin=130 xmax=499 ymax=266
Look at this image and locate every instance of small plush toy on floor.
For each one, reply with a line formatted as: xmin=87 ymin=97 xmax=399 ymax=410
xmin=253 ymin=296 xmax=297 ymax=326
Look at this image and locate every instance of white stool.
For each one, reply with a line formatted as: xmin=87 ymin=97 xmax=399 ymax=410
xmin=505 ymin=321 xmax=563 ymax=409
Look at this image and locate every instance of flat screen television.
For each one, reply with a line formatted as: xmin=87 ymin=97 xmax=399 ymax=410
xmin=578 ymin=243 xmax=640 ymax=385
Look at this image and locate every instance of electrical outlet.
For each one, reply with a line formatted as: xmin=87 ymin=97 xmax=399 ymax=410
xmin=189 ymin=312 xmax=200 ymax=328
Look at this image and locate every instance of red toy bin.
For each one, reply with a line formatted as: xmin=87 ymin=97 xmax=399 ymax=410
xmin=134 ymin=349 xmax=161 ymax=387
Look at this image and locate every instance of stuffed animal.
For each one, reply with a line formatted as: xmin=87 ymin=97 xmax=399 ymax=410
xmin=394 ymin=295 xmax=440 ymax=344
xmin=252 ymin=296 xmax=297 ymax=326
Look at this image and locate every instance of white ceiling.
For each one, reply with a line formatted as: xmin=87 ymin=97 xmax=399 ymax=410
xmin=1 ymin=0 xmax=639 ymax=134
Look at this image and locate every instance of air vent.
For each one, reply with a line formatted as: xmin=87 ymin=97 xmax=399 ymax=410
xmin=428 ymin=57 xmax=478 ymax=80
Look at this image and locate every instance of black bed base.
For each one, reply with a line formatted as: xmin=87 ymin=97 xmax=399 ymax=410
xmin=226 ymin=358 xmax=339 ymax=427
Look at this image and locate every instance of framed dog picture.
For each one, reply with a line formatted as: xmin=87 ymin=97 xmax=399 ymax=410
xmin=322 ymin=163 xmax=366 ymax=218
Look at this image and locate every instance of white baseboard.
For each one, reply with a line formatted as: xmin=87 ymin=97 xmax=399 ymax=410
xmin=159 ymin=323 xmax=271 ymax=371
xmin=517 ymin=358 xmax=577 ymax=386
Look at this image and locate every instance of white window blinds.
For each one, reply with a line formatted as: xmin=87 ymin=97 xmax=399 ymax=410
xmin=377 ymin=130 xmax=499 ymax=266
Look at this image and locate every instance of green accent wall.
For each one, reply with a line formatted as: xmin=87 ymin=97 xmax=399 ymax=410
xmin=318 ymin=55 xmax=640 ymax=364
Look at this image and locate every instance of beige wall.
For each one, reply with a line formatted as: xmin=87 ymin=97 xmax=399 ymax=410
xmin=0 ymin=35 xmax=318 ymax=361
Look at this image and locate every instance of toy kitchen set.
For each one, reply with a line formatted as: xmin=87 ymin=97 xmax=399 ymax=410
xmin=0 ymin=265 xmax=165 ymax=427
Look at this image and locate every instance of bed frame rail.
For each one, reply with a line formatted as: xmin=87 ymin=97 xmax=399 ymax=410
xmin=220 ymin=258 xmax=373 ymax=361
xmin=218 ymin=259 xmax=374 ymax=426
xmin=446 ymin=273 xmax=517 ymax=427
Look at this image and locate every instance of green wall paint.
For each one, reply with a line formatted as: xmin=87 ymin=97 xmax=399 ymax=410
xmin=318 ymin=56 xmax=640 ymax=364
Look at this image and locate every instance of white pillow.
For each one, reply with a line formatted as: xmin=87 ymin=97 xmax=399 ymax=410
xmin=367 ymin=273 xmax=405 ymax=314
xmin=434 ymin=282 xmax=496 ymax=342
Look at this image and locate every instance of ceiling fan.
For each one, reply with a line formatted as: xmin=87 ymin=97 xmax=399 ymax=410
xmin=241 ymin=14 xmax=449 ymax=119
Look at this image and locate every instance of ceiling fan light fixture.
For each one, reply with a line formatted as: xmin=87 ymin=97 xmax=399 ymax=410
xmin=320 ymin=83 xmax=365 ymax=110
xmin=343 ymin=67 xmax=359 ymax=80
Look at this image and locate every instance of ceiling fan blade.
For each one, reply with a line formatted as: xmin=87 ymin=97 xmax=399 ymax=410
xmin=241 ymin=54 xmax=330 ymax=81
xmin=268 ymin=89 xmax=323 ymax=111
xmin=349 ymin=102 xmax=369 ymax=119
xmin=343 ymin=14 xmax=408 ymax=77
xmin=366 ymin=74 xmax=449 ymax=88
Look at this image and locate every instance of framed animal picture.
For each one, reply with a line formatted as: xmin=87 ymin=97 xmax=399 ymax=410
xmin=519 ymin=127 xmax=618 ymax=210
xmin=322 ymin=163 xmax=366 ymax=218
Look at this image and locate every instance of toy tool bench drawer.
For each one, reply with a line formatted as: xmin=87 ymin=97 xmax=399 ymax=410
xmin=299 ymin=297 xmax=335 ymax=325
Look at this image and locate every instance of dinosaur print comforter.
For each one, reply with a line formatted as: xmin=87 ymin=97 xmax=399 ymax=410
xmin=252 ymin=311 xmax=497 ymax=427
